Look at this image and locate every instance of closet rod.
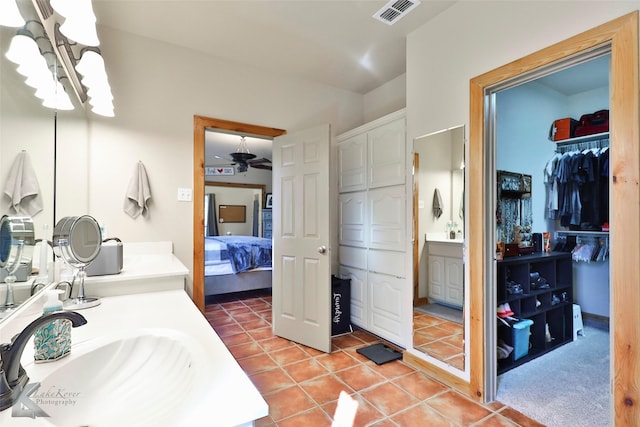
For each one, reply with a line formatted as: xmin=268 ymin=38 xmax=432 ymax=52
xmin=556 ymin=137 xmax=609 ymax=154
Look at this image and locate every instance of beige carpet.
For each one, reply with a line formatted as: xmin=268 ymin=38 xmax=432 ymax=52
xmin=496 ymin=323 xmax=609 ymax=426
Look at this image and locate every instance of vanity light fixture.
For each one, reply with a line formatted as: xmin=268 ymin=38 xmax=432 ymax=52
xmin=5 ymin=25 xmax=74 ymax=111
xmin=0 ymin=0 xmax=25 ymax=27
xmin=10 ymin=0 xmax=116 ymax=117
xmin=44 ymin=0 xmax=114 ymax=116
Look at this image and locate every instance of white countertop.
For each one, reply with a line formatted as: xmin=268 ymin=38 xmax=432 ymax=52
xmin=426 ymin=232 xmax=464 ymax=244
xmin=427 ymin=237 xmax=464 ymax=244
xmin=0 ymin=242 xmax=266 ymax=426
xmin=84 ymin=252 xmax=188 ymax=283
xmin=68 ymin=241 xmax=189 ymax=297
xmin=0 ymin=290 xmax=268 ymax=426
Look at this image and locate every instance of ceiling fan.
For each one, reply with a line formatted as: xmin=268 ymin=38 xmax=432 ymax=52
xmin=210 ymin=136 xmax=272 ymax=172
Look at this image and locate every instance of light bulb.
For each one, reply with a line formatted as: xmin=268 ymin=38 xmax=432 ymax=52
xmin=0 ymin=0 xmax=25 ymax=27
xmin=53 ymin=0 xmax=100 ymax=46
xmin=6 ymin=33 xmax=39 ymax=65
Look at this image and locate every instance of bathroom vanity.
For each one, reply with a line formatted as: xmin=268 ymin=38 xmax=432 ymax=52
xmin=0 ymin=243 xmax=267 ymax=426
xmin=80 ymin=241 xmax=189 ymax=297
xmin=426 ymin=236 xmax=464 ymax=308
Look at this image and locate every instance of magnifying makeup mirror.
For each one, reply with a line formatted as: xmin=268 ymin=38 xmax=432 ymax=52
xmin=0 ymin=215 xmax=35 ymax=310
xmin=53 ymin=215 xmax=102 ymax=309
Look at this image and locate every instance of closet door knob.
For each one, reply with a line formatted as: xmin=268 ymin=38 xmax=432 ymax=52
xmin=317 ymin=245 xmax=327 ymax=254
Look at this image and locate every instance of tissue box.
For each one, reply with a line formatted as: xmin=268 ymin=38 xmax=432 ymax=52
xmin=86 ymin=242 xmax=123 ymax=276
xmin=0 ymin=261 xmax=32 ymax=282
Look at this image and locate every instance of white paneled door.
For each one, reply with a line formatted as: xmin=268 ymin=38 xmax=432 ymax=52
xmin=272 ymin=124 xmax=332 ymax=353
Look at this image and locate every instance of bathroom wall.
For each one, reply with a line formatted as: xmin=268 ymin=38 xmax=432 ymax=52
xmin=205 ymin=185 xmax=261 ymax=237
xmin=363 ymin=73 xmax=406 ymax=123
xmin=418 ymin=131 xmax=453 ymax=237
xmin=80 ymin=26 xmax=366 ymax=296
xmin=405 ymin=1 xmax=634 ymax=325
xmin=406 ymin=1 xmax=638 ymax=151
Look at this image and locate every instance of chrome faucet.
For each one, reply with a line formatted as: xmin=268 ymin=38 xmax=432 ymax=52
xmin=0 ymin=311 xmax=87 ymax=411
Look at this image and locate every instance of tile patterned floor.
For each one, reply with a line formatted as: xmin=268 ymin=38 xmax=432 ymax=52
xmin=205 ymin=290 xmax=543 ymax=427
xmin=413 ymin=310 xmax=465 ymax=371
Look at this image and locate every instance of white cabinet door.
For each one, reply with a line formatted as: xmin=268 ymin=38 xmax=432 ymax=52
xmin=338 ymin=266 xmax=367 ymax=328
xmin=338 ymin=133 xmax=367 ymax=192
xmin=368 ymin=185 xmax=406 ymax=251
xmin=336 ymin=110 xmax=408 ymax=348
xmin=368 ymin=271 xmax=403 ymax=344
xmin=368 ymin=249 xmax=405 ymax=278
xmin=368 ymin=118 xmax=406 ymax=189
xmin=428 ymin=255 xmax=445 ymax=301
xmin=339 ymin=191 xmax=367 ymax=247
xmin=445 ymin=257 xmax=464 ymax=307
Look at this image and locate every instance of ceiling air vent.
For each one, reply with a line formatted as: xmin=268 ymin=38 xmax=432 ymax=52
xmin=373 ymin=0 xmax=421 ymax=25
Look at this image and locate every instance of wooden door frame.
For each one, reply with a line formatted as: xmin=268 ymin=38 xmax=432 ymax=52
xmin=468 ymin=12 xmax=639 ymax=424
xmin=192 ymin=115 xmax=286 ymax=311
xmin=412 ymin=152 xmax=428 ymax=307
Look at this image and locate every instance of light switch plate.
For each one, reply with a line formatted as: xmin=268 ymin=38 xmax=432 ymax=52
xmin=177 ymin=188 xmax=192 ymax=202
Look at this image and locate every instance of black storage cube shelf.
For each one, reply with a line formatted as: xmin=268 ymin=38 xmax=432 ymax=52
xmin=331 ymin=275 xmax=352 ymax=335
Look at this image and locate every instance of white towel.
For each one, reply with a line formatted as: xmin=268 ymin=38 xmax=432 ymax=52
xmin=123 ymin=161 xmax=152 ymax=219
xmin=3 ymin=151 xmax=43 ymax=216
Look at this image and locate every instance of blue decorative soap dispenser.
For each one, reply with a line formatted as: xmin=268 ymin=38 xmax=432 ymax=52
xmin=34 ymin=289 xmax=72 ymax=363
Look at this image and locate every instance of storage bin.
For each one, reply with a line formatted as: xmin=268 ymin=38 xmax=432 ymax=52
xmin=513 ymin=319 xmax=534 ymax=360
xmin=550 ymin=117 xmax=579 ymax=141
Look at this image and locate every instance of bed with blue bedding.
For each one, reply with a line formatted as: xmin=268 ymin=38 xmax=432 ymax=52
xmin=204 ymin=235 xmax=272 ymax=295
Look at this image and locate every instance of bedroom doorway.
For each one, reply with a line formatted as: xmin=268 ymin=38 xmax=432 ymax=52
xmin=192 ymin=116 xmax=286 ymax=311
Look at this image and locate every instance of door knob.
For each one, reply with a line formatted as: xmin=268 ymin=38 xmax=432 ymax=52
xmin=317 ymin=245 xmax=327 ymax=254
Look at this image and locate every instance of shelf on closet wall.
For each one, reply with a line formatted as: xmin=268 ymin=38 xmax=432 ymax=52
xmin=496 ymin=252 xmax=573 ymax=375
xmin=555 ymin=230 xmax=609 ymax=237
xmin=554 ymin=132 xmax=609 ymax=146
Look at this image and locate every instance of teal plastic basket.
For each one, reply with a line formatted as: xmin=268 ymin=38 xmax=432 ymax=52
xmin=513 ymin=319 xmax=534 ymax=361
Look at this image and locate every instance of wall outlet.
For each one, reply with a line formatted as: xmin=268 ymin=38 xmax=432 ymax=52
xmin=177 ymin=188 xmax=192 ymax=202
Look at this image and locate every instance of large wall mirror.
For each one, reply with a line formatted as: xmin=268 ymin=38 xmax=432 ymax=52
xmin=412 ymin=125 xmax=466 ymax=372
xmin=0 ymin=0 xmax=89 ymax=322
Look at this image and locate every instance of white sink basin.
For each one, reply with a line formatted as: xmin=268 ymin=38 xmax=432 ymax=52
xmin=2 ymin=290 xmax=267 ymax=427
xmin=25 ymin=328 xmax=210 ymax=427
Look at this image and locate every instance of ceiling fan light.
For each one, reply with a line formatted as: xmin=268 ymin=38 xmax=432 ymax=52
xmin=0 ymin=0 xmax=25 ymax=28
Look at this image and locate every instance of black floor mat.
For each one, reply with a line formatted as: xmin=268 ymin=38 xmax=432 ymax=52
xmin=356 ymin=343 xmax=402 ymax=365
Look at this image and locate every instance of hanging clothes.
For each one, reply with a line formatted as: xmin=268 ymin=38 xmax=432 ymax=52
xmin=544 ymin=139 xmax=609 ymax=230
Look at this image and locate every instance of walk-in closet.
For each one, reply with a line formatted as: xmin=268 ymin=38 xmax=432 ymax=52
xmin=492 ymin=52 xmax=611 ymax=427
